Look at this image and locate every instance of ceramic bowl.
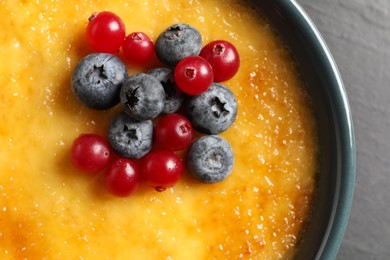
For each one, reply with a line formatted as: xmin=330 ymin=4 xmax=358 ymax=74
xmin=252 ymin=0 xmax=356 ymax=259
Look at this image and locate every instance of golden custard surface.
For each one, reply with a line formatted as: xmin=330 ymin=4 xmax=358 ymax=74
xmin=0 ymin=0 xmax=318 ymax=259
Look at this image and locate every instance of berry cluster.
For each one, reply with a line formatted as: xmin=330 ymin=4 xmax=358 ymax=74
xmin=71 ymin=11 xmax=239 ymax=197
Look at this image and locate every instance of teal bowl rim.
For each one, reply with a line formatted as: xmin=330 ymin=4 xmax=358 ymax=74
xmin=272 ymin=0 xmax=356 ymax=258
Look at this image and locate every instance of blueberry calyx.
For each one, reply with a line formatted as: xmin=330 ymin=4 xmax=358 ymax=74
xmin=164 ymin=25 xmax=184 ymax=39
xmin=87 ymin=65 xmax=108 ymax=83
xmin=211 ymin=97 xmax=229 ymax=118
xmin=125 ymin=86 xmax=140 ymax=109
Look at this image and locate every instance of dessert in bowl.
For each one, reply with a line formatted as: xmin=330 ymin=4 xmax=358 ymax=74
xmin=0 ymin=0 xmax=355 ymax=259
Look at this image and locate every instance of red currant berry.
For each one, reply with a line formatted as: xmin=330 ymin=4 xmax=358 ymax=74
xmin=122 ymin=32 xmax=155 ymax=65
xmin=199 ymin=40 xmax=240 ymax=82
xmin=141 ymin=150 xmax=183 ymax=191
xmin=86 ymin=11 xmax=126 ymax=53
xmin=174 ymin=56 xmax=213 ymax=95
xmin=71 ymin=134 xmax=111 ymax=174
xmin=155 ymin=114 xmax=193 ymax=151
xmin=105 ymin=157 xmax=140 ymax=197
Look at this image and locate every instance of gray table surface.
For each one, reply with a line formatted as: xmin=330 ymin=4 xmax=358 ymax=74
xmin=295 ymin=0 xmax=390 ymax=259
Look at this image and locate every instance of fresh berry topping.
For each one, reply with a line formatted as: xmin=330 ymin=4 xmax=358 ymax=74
xmin=141 ymin=150 xmax=183 ymax=191
xmin=122 ymin=32 xmax=155 ymax=65
xmin=120 ymin=73 xmax=165 ymax=121
xmin=200 ymin=40 xmax=240 ymax=82
xmin=187 ymin=135 xmax=234 ymax=183
xmin=108 ymin=112 xmax=153 ymax=159
xmin=155 ymin=23 xmax=202 ymax=66
xmin=147 ymin=67 xmax=185 ymax=114
xmin=174 ymin=56 xmax=213 ymax=95
xmin=186 ymin=82 xmax=237 ymax=134
xmin=71 ymin=134 xmax=111 ymax=174
xmin=70 ymin=19 xmax=237 ymax=196
xmin=155 ymin=113 xmax=193 ymax=151
xmin=71 ymin=53 xmax=128 ymax=110
xmin=86 ymin=11 xmax=126 ymax=53
xmin=105 ymin=157 xmax=140 ymax=197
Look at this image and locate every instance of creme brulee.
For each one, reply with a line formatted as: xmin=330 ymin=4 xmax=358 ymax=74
xmin=0 ymin=0 xmax=318 ymax=259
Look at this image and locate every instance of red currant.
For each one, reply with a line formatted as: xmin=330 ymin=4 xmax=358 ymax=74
xmin=155 ymin=113 xmax=193 ymax=151
xmin=71 ymin=134 xmax=111 ymax=174
xmin=174 ymin=56 xmax=213 ymax=95
xmin=105 ymin=157 xmax=140 ymax=197
xmin=141 ymin=150 xmax=183 ymax=191
xmin=199 ymin=40 xmax=240 ymax=82
xmin=86 ymin=11 xmax=126 ymax=53
xmin=122 ymin=32 xmax=155 ymax=65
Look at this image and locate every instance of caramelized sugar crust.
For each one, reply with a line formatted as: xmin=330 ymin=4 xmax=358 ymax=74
xmin=0 ymin=0 xmax=318 ymax=259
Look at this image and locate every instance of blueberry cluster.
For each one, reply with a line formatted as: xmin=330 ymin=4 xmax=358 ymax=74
xmin=71 ymin=23 xmax=238 ymax=184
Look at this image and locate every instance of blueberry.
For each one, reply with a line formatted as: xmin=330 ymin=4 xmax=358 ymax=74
xmin=185 ymin=83 xmax=237 ymax=134
xmin=108 ymin=112 xmax=153 ymax=159
xmin=187 ymin=135 xmax=234 ymax=183
xmin=120 ymin=73 xmax=165 ymax=121
xmin=155 ymin=24 xmax=202 ymax=66
xmin=71 ymin=53 xmax=128 ymax=110
xmin=147 ymin=67 xmax=184 ymax=114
